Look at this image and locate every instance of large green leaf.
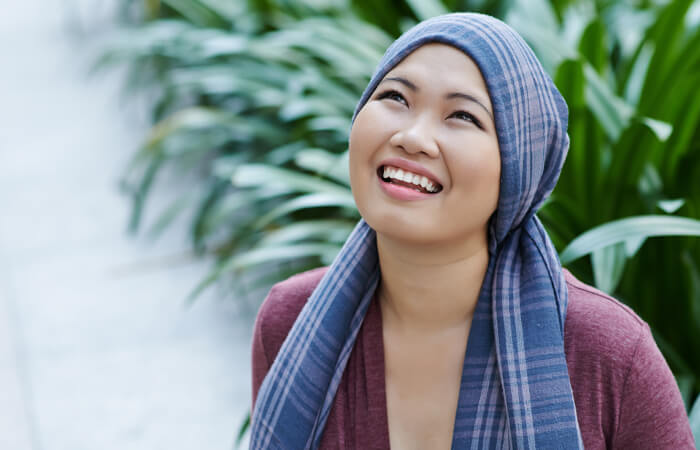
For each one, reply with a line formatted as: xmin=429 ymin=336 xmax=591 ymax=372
xmin=252 ymin=192 xmax=357 ymax=229
xmin=231 ymin=164 xmax=351 ymax=196
xmin=227 ymin=243 xmax=342 ymax=270
xmin=258 ymin=220 xmax=354 ymax=246
xmin=160 ymin=0 xmax=231 ymax=27
xmin=689 ymin=393 xmax=700 ymax=447
xmin=294 ymin=149 xmax=351 ymax=186
xmin=590 ymin=242 xmax=627 ymax=294
xmin=681 ymin=251 xmax=700 ymax=335
xmin=678 ymin=374 xmax=697 ymax=411
xmin=404 ymin=0 xmax=448 ymax=21
xmin=560 ymin=216 xmax=700 ymax=265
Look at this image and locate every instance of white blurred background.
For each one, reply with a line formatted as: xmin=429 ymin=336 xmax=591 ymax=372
xmin=0 ymin=1 xmax=253 ymax=448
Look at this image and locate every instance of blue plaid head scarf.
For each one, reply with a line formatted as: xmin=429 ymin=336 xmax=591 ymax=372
xmin=250 ymin=12 xmax=583 ymax=449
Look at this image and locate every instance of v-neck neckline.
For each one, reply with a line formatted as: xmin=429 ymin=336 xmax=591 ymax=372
xmin=364 ymin=291 xmax=392 ymax=449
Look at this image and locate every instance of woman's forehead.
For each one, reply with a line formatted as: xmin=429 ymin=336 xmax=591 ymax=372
xmin=381 ymin=43 xmax=492 ymax=108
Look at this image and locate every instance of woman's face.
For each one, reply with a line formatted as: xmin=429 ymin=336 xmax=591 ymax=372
xmin=349 ymin=43 xmax=501 ymax=247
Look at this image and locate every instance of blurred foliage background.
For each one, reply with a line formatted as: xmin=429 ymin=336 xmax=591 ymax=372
xmin=99 ymin=0 xmax=700 ymax=445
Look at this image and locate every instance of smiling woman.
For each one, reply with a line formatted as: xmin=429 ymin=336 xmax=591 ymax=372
xmin=350 ymin=43 xmax=500 ymax=256
xmin=249 ymin=12 xmax=695 ymax=450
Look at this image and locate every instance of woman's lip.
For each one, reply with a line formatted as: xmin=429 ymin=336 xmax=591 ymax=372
xmin=377 ymin=172 xmax=435 ymax=201
xmin=377 ymin=157 xmax=443 ymax=187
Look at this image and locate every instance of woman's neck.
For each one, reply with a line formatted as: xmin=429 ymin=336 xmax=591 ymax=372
xmin=376 ymin=232 xmax=489 ymax=334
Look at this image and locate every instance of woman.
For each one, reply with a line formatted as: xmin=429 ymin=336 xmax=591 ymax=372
xmin=249 ymin=13 xmax=694 ymax=449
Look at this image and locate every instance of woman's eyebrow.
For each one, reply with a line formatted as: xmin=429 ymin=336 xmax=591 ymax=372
xmin=380 ymin=76 xmax=493 ymax=120
xmin=380 ymin=76 xmax=418 ymax=91
xmin=446 ymin=92 xmax=493 ymax=120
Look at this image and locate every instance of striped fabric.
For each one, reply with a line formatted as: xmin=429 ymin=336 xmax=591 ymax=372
xmin=250 ymin=13 xmax=583 ymax=449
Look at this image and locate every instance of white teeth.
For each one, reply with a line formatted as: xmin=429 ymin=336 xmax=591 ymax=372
xmin=381 ymin=165 xmax=439 ymax=193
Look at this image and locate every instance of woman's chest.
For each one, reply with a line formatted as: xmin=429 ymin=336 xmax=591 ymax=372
xmin=385 ymin=372 xmax=462 ymax=449
xmin=383 ymin=329 xmax=469 ymax=450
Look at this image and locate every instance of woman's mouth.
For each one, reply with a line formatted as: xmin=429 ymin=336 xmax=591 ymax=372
xmin=377 ymin=165 xmax=443 ymax=194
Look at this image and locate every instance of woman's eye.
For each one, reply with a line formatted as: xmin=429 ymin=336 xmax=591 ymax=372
xmin=377 ymin=90 xmax=407 ymax=105
xmin=449 ymin=110 xmax=483 ymax=129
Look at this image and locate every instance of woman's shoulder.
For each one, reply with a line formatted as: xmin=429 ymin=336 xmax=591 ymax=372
xmin=254 ymin=266 xmax=329 ymax=356
xmin=563 ymin=268 xmax=648 ymax=350
xmin=562 ymin=268 xmax=651 ymax=376
xmin=562 ymin=270 xmax=693 ymax=448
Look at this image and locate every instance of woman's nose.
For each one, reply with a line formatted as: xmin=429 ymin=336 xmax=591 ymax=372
xmin=389 ymin=115 xmax=440 ymax=158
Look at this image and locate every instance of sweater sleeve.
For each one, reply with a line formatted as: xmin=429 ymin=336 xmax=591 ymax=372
xmin=250 ymin=268 xmax=327 ymax=413
xmin=613 ymin=323 xmax=695 ymax=449
xmin=250 ymin=288 xmax=273 ymax=413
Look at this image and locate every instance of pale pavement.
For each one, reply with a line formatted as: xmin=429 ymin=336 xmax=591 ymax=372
xmin=0 ymin=2 xmax=253 ymax=449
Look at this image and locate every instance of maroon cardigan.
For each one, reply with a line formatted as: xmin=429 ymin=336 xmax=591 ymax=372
xmin=251 ymin=267 xmax=695 ymax=449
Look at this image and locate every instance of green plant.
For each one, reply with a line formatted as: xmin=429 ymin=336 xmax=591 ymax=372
xmin=99 ymin=2 xmax=394 ymax=297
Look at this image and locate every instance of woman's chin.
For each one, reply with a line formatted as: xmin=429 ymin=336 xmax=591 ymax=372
xmin=365 ymin=216 xmax=438 ymax=245
xmin=364 ymin=212 xmax=491 ymax=253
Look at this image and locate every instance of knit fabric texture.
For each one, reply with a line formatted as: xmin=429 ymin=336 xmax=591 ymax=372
xmin=250 ymin=12 xmax=582 ymax=449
